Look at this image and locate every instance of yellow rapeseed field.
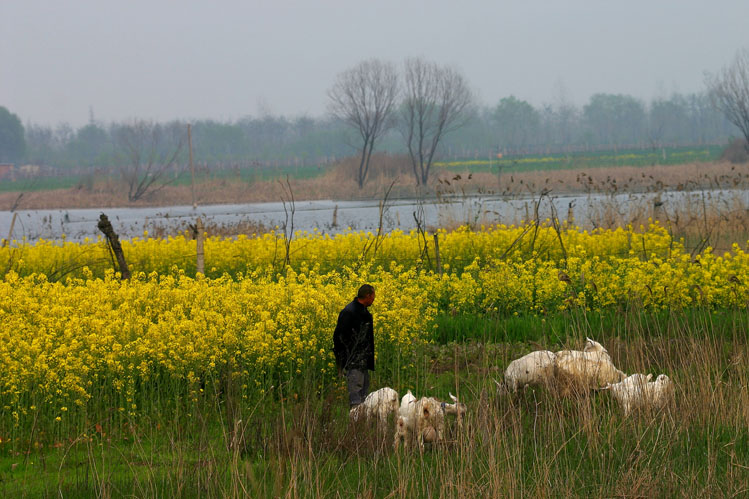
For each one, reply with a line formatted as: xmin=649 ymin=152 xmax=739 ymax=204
xmin=0 ymin=223 xmax=747 ymax=433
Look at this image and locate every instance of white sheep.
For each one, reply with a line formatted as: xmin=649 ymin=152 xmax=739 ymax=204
xmin=349 ymin=387 xmax=399 ymax=429
xmin=502 ymin=350 xmax=557 ymax=393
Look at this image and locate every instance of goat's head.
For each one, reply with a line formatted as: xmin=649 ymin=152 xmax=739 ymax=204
xmin=584 ymin=337 xmax=608 ymax=354
xmin=422 ymin=404 xmax=432 ymax=418
xmin=445 ymin=392 xmax=467 ymax=415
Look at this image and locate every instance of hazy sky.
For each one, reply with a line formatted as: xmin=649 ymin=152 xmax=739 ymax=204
xmin=2 ymin=1 xmax=748 ymax=127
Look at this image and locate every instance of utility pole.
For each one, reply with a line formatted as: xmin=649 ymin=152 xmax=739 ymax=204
xmin=188 ymin=124 xmax=196 ymax=209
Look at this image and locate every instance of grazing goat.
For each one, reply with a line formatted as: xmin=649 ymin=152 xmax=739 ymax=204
xmin=414 ymin=396 xmax=445 ymax=449
xmin=605 ymin=373 xmax=674 ymax=415
xmin=584 ymin=337 xmax=610 ymax=357
xmin=646 ymin=374 xmax=675 ymax=411
xmin=394 ymin=391 xmax=466 ymax=450
xmin=349 ymin=387 xmax=399 ymax=428
xmin=554 ymin=346 xmax=626 ymax=395
xmin=394 ymin=390 xmax=417 ymax=450
xmin=502 ymin=350 xmax=557 ymax=393
xmin=602 ymin=373 xmax=651 ymax=415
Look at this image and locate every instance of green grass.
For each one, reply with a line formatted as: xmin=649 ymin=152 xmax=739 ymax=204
xmin=175 ymin=163 xmax=329 ymax=187
xmin=435 ymin=145 xmax=725 ymax=174
xmin=432 ymin=306 xmax=749 ymax=344
xmin=0 ymin=176 xmax=84 ymax=193
xmin=2 ymin=306 xmax=747 ymax=496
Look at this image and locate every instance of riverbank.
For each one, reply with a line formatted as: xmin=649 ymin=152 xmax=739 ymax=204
xmin=1 ymin=160 xmax=746 ymax=212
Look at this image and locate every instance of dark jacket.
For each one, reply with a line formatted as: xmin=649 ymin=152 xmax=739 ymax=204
xmin=333 ymin=298 xmax=374 ymax=371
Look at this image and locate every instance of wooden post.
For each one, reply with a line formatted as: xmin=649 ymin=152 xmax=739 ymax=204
xmin=196 ymin=217 xmax=204 ymax=275
xmin=188 ymin=123 xmax=196 ymax=210
xmin=332 ymin=204 xmax=338 ymax=227
xmin=434 ymin=233 xmax=442 ymax=276
xmin=3 ymin=212 xmax=17 ymax=247
xmin=653 ymin=194 xmax=664 ymax=221
xmin=97 ymin=213 xmax=130 ymax=280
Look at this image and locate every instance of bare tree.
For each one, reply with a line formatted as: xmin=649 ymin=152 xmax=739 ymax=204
xmin=706 ymin=48 xmax=749 ymax=152
xmin=402 ymin=58 xmax=473 ymax=186
xmin=328 ymin=59 xmax=399 ymax=188
xmin=114 ymin=120 xmax=186 ymax=201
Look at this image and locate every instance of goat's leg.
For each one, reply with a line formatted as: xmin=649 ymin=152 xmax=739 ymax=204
xmin=394 ymin=428 xmax=406 ymax=450
xmin=417 ymin=425 xmax=426 ymax=451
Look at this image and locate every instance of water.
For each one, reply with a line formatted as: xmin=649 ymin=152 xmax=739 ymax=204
xmin=1 ymin=189 xmax=746 ymax=243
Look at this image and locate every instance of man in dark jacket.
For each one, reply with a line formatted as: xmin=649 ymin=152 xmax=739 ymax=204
xmin=333 ymin=284 xmax=375 ymax=407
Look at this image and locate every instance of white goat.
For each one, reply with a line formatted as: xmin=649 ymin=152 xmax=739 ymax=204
xmin=602 ymin=373 xmax=652 ymax=415
xmin=604 ymin=373 xmax=674 ymax=415
xmin=349 ymin=387 xmax=399 ymax=428
xmin=394 ymin=391 xmax=466 ymax=450
xmin=646 ymin=374 xmax=675 ymax=411
xmin=583 ymin=337 xmax=610 ymax=358
xmin=394 ymin=390 xmax=417 ymax=450
xmin=502 ymin=350 xmax=557 ymax=393
xmin=554 ymin=346 xmax=626 ymax=395
xmin=414 ymin=396 xmax=444 ymax=449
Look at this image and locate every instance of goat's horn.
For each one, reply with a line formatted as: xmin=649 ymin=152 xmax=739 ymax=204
xmin=449 ymin=392 xmax=458 ymax=402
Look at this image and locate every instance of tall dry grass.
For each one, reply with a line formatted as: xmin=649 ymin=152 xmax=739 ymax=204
xmin=218 ymin=310 xmax=747 ymax=497
xmin=13 ymin=308 xmax=745 ymax=497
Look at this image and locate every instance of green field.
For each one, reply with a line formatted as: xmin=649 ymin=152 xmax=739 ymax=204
xmin=0 ymin=145 xmax=726 ymax=195
xmin=435 ymin=145 xmax=724 ymax=173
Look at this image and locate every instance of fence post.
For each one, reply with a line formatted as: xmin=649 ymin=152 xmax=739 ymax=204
xmin=653 ymin=194 xmax=664 ymax=221
xmin=434 ymin=233 xmax=442 ymax=277
xmin=97 ymin=213 xmax=130 ymax=280
xmin=3 ymin=212 xmax=17 ymax=247
xmin=196 ymin=217 xmax=204 ymax=275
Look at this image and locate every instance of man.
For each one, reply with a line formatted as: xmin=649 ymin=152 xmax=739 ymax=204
xmin=333 ymin=284 xmax=376 ymax=408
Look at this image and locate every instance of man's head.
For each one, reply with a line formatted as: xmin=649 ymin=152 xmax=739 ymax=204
xmin=356 ymin=284 xmax=375 ymax=307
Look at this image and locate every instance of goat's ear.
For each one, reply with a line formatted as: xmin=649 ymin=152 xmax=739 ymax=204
xmin=646 ymin=373 xmax=653 ymax=381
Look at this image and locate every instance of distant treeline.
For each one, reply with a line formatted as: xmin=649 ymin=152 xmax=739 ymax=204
xmin=17 ymin=91 xmax=738 ymax=170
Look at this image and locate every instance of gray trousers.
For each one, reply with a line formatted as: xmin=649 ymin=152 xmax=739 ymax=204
xmin=346 ymin=368 xmax=370 ymax=407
